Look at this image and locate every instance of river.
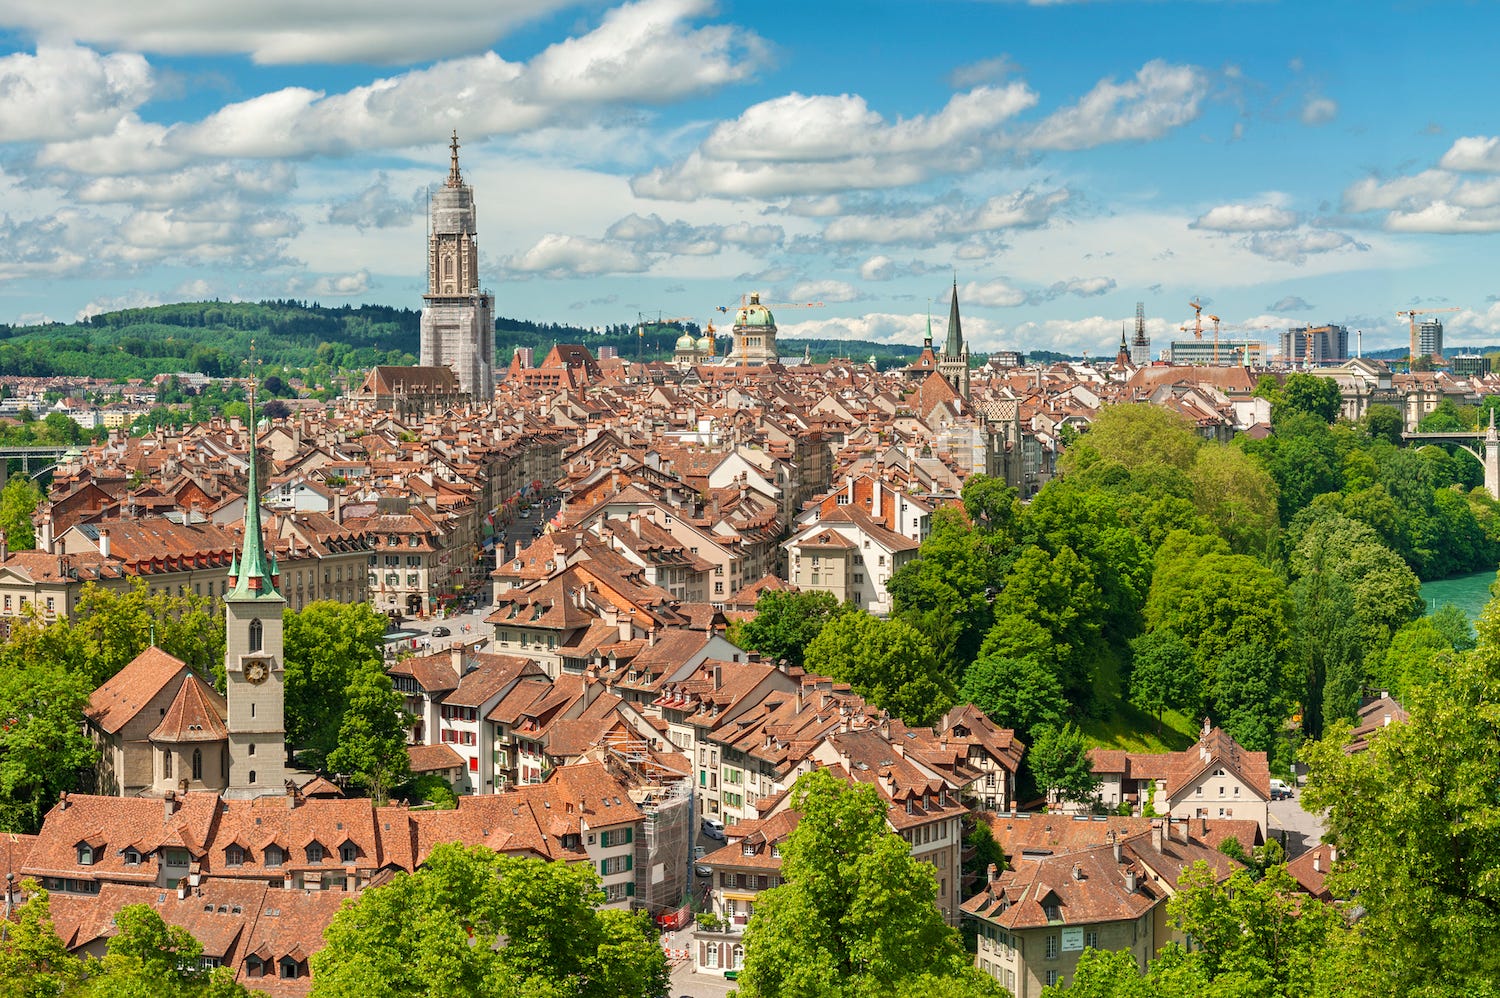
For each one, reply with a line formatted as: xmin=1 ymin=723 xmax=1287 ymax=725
xmin=1419 ymin=568 xmax=1499 ymax=623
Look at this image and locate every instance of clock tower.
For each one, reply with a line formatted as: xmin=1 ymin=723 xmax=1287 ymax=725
xmin=223 ymin=375 xmax=288 ymax=798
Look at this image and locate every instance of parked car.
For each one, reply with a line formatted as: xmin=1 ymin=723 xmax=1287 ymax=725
xmin=701 ymin=817 xmax=725 ymax=840
xmin=431 ymin=626 xmax=451 ymax=637
xmin=1270 ymin=778 xmax=1293 ymax=801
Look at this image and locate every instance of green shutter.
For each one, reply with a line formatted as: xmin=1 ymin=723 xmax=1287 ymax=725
xmin=625 ymin=854 xmax=633 ymax=871
xmin=601 ymin=860 xmax=608 ymax=875
xmin=625 ymin=827 xmax=633 ymax=844
xmin=626 ymin=882 xmax=635 ymax=897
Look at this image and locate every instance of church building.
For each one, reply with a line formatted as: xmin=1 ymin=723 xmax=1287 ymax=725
xmin=85 ymin=387 xmax=289 ymax=799
xmin=936 ymin=280 xmax=970 ymax=399
xmin=419 ymin=132 xmax=496 ymax=398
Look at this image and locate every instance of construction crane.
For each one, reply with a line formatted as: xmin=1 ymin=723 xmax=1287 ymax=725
xmin=1207 ymin=314 xmax=1221 ymax=365
xmin=1187 ymin=298 xmax=1205 ymax=340
xmin=1397 ymin=306 xmax=1462 ymax=368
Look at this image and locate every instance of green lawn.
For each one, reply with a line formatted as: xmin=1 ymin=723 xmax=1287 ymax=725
xmin=1082 ymin=701 xmax=1198 ymax=753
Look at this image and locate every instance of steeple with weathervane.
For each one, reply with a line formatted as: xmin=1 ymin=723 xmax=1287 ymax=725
xmin=223 ymin=345 xmax=288 ymax=798
xmin=937 ymin=277 xmax=970 ymax=398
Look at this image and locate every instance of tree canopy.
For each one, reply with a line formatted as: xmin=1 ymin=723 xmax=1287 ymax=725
xmin=803 ymin=613 xmax=953 ymax=727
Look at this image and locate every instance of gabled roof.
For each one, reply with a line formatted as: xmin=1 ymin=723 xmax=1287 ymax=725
xmin=149 ymin=673 xmax=228 ymax=743
xmin=86 ymin=646 xmax=192 ymax=735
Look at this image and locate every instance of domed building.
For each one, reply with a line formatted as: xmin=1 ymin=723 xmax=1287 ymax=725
xmin=729 ymin=293 xmax=778 ymax=366
xmin=672 ymin=329 xmax=700 ymax=368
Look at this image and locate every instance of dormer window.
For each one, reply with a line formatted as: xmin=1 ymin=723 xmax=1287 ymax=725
xmin=248 ymin=618 xmax=263 ymax=653
xmin=265 ymin=846 xmax=283 ymax=868
xmin=306 ymin=842 xmax=324 ymax=864
xmin=123 ymin=848 xmax=142 ymax=866
xmin=225 ymin=845 xmax=245 ymax=867
xmin=340 ymin=842 xmax=358 ymax=864
xmin=742 ymin=843 xmax=756 ymax=857
xmin=77 ymin=844 xmax=95 ymax=866
xmin=1044 ymin=903 xmax=1061 ymax=922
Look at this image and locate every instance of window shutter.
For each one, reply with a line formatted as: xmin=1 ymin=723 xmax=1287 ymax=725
xmin=625 ymin=854 xmax=633 ymax=871
xmin=625 ymin=827 xmax=633 ymax=844
xmin=600 ymin=860 xmax=607 ymax=876
xmin=626 ymin=882 xmax=635 ymax=897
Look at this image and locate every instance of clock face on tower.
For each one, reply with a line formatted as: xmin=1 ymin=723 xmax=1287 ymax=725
xmin=245 ymin=660 xmax=269 ymax=685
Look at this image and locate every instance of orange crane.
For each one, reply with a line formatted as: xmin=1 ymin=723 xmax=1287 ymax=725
xmin=1397 ymin=306 xmax=1461 ymax=367
xmin=1187 ymin=298 xmax=1205 ymax=340
xmin=1207 ymin=314 xmax=1221 ymax=364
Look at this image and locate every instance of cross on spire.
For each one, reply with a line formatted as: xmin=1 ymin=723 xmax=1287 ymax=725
xmin=447 ymin=130 xmax=462 ymax=187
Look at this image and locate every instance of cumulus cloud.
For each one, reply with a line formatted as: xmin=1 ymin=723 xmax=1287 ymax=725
xmin=1027 ymin=59 xmax=1208 ymax=151
xmin=1384 ymin=202 xmax=1500 ymax=234
xmin=632 ymin=82 xmax=1038 ymax=200
xmin=1267 ymin=295 xmax=1314 ymax=312
xmin=603 ymin=212 xmax=784 ymax=255
xmin=1190 ymin=202 xmax=1299 ymax=232
xmin=962 ymin=278 xmax=1029 ymax=308
xmin=1301 ymin=96 xmax=1337 ymax=126
xmin=0 ymin=46 xmax=152 ymax=142
xmin=949 ymin=55 xmax=1021 ymax=89
xmin=1242 ymin=228 xmax=1365 ymax=264
xmin=1046 ymin=276 xmax=1116 ymax=298
xmin=1439 ymin=135 xmax=1500 ymax=173
xmin=65 ymin=162 xmax=296 ymax=208
xmin=326 ymin=174 xmax=423 ymax=230
xmin=788 ymin=279 xmax=860 ymax=303
xmin=35 ymin=0 xmax=770 ymax=175
xmin=821 ymin=187 xmax=1071 ymax=246
xmin=507 ymin=234 xmax=650 ymax=277
xmin=301 ymin=271 xmax=372 ymax=296
xmin=2 ymin=0 xmax=577 ymax=65
xmin=1342 ymin=166 xmax=1500 ymax=232
xmin=860 ymin=255 xmax=895 ymax=281
xmin=75 ymin=289 xmax=163 ymax=322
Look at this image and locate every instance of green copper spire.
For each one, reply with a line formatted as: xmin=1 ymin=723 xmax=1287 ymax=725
xmin=226 ymin=347 xmax=281 ymax=602
xmin=943 ymin=279 xmax=964 ymax=358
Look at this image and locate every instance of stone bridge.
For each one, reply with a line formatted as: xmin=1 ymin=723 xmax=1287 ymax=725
xmin=1403 ymin=411 xmax=1500 ymax=500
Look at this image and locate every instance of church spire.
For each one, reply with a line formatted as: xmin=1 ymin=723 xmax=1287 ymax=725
xmin=943 ymin=278 xmax=964 ymax=359
xmin=447 ymin=130 xmax=462 ymax=188
xmin=227 ymin=345 xmax=280 ymax=602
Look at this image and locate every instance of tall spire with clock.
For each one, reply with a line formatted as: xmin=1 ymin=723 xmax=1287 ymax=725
xmin=224 ymin=348 xmax=288 ymax=798
xmin=419 ymin=131 xmax=496 ymax=399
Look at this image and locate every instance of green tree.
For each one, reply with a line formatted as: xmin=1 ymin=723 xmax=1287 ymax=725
xmin=1276 ymin=373 xmax=1341 ymax=424
xmin=737 ymin=590 xmax=852 ymax=670
xmin=0 ymin=882 xmax=87 ymax=996
xmin=735 ymin=769 xmax=1003 ymax=998
xmin=283 ymin=600 xmax=388 ymax=765
xmin=1187 ymin=445 xmax=1280 ymax=557
xmin=803 ymin=613 xmax=953 ymax=726
xmin=958 ymin=653 xmax=1065 ymax=739
xmin=1209 ymin=641 xmax=1285 ymax=754
xmin=1127 ymin=630 xmax=1197 ymax=735
xmin=88 ymin=904 xmax=253 ymax=998
xmin=0 ymin=475 xmax=43 ymax=550
xmin=69 ymin=580 xmax=224 ymax=688
xmin=326 ymin=665 xmax=411 ymax=805
xmin=1301 ymin=610 xmax=1500 ymax=994
xmin=1028 ymin=722 xmax=1100 ymax=808
xmin=983 ymin=543 xmax=1104 ymax=708
xmin=310 ymin=843 xmax=667 ymax=998
xmin=0 ymin=654 xmax=96 ymax=833
xmin=1364 ymin=606 xmax=1472 ymax=700
xmin=1362 ymin=403 xmax=1404 ymax=446
xmin=1059 ymin=404 xmax=1202 ymax=476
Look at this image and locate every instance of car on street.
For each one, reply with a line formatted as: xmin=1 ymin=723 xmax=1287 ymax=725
xmin=431 ymin=626 xmax=451 ymax=637
xmin=1270 ymin=778 xmax=1294 ymax=800
xmin=701 ymin=817 xmax=725 ymax=840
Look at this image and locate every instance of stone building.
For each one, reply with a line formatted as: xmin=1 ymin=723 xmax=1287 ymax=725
xmin=419 ymin=133 xmax=495 ymax=398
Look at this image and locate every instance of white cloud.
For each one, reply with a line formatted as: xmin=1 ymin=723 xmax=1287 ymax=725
xmin=74 ymin=289 xmax=162 ymax=322
xmin=1266 ymin=295 xmax=1314 ymax=312
xmin=1242 ymin=228 xmax=1365 ymax=263
xmin=821 ymin=187 xmax=1071 ymax=246
xmin=68 ymin=162 xmax=296 ymax=208
xmin=1384 ymin=202 xmax=1500 ymax=234
xmin=0 ymin=46 xmax=152 ymax=142
xmin=34 ymin=0 xmax=770 ymax=174
xmin=299 ymin=271 xmax=372 ymax=297
xmin=602 ymin=212 xmax=784 ymax=255
xmin=1190 ymin=202 xmax=1299 ymax=232
xmin=860 ymin=255 xmax=895 ymax=281
xmin=1439 ymin=135 xmax=1500 ymax=173
xmin=1342 ymin=166 xmax=1500 ymax=231
xmin=1301 ymin=96 xmax=1337 ymax=126
xmin=1048 ymin=276 xmax=1116 ymax=297
xmin=326 ymin=174 xmax=425 ymax=229
xmin=3 ymin=0 xmax=576 ymax=65
xmin=507 ymin=234 xmax=650 ymax=277
xmin=1342 ymin=170 xmax=1456 ymax=212
xmin=788 ymin=279 xmax=860 ymax=303
xmin=173 ymin=278 xmax=216 ymax=299
xmin=949 ymin=55 xmax=1021 ymax=89
xmin=633 ymin=83 xmax=1037 ymax=200
xmin=1027 ymin=59 xmax=1207 ymax=151
xmin=963 ymin=278 xmax=1029 ymax=308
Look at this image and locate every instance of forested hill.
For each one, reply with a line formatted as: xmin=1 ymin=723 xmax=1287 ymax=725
xmin=0 ymin=300 xmax=944 ymax=380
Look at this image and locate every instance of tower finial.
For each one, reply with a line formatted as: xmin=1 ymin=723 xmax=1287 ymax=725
xmin=227 ymin=341 xmax=280 ymax=601
xmin=448 ymin=131 xmax=462 ymax=187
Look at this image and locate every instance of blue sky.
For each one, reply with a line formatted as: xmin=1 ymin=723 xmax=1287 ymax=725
xmin=2 ymin=0 xmax=1499 ymax=357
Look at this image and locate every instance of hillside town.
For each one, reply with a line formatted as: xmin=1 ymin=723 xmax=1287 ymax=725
xmin=0 ymin=137 xmax=1489 ymax=998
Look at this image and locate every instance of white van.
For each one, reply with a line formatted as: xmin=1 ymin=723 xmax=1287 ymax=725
xmin=701 ymin=817 xmax=726 ymax=840
xmin=1269 ymin=778 xmax=1293 ymax=801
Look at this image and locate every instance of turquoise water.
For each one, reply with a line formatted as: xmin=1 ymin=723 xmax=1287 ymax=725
xmin=1420 ymin=569 xmax=1498 ymax=623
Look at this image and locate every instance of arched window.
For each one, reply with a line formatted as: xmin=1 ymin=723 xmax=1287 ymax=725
xmin=249 ymin=770 xmax=257 ymax=784
xmin=248 ymin=619 xmax=263 ymax=653
xmin=192 ymin=749 xmax=203 ymax=781
xmin=163 ymin=750 xmax=172 ymax=778
xmin=732 ymin=944 xmax=744 ymax=969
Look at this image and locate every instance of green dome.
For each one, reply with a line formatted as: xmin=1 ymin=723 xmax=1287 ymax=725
xmin=735 ymin=292 xmax=775 ymax=328
xmin=696 ymin=334 xmax=714 ymax=352
xmin=675 ymin=332 xmax=697 ymax=351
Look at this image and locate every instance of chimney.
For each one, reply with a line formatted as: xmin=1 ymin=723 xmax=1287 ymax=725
xmin=164 ymin=790 xmax=178 ymax=820
xmin=1150 ymin=819 xmax=1164 ymax=853
xmin=1125 ymin=869 xmax=1137 ymax=892
xmin=986 ymin=862 xmax=998 ymax=884
xmin=1071 ymin=863 xmax=1083 ymax=882
xmin=1313 ymin=854 xmax=1320 ymax=873
xmin=177 ymin=878 xmax=188 ymax=901
xmin=99 ymin=528 xmax=111 ymax=560
xmin=0 ymin=530 xmax=7 ymax=562
xmin=1109 ymin=830 xmax=1121 ymax=864
xmin=58 ymin=792 xmax=69 ymax=811
xmin=713 ymin=664 xmax=722 ymax=690
xmin=451 ymin=645 xmax=464 ymax=677
xmin=1173 ymin=819 xmax=1189 ymax=844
